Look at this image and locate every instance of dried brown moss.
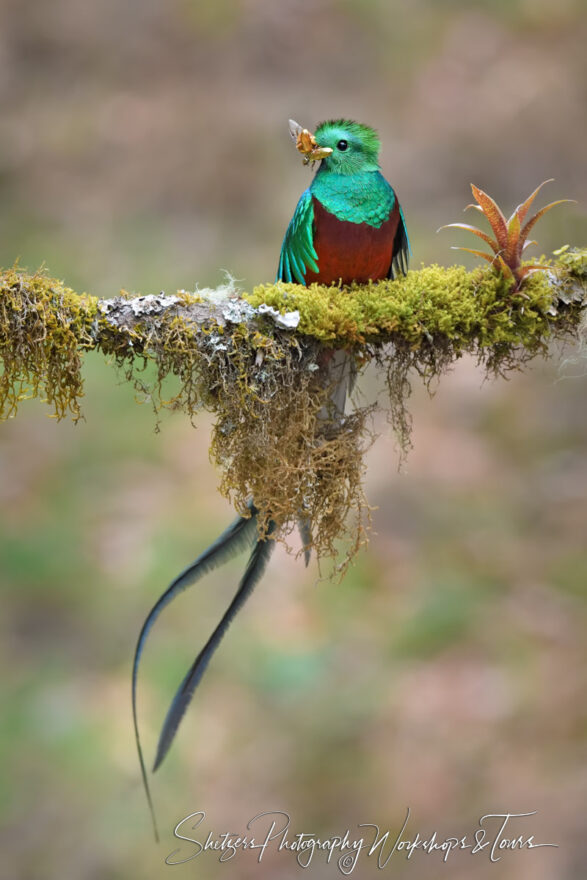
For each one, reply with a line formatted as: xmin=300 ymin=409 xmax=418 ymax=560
xmin=116 ymin=315 xmax=374 ymax=570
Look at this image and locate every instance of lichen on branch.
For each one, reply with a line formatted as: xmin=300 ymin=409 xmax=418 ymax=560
xmin=1 ymin=250 xmax=586 ymax=568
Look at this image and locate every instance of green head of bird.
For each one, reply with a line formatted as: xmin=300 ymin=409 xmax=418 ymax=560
xmin=290 ymin=118 xmax=381 ymax=175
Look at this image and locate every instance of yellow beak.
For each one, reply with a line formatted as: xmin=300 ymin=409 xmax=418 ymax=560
xmin=288 ymin=119 xmax=333 ymax=164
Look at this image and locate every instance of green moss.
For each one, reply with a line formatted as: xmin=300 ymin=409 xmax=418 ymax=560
xmin=0 ymin=267 xmax=98 ymax=421
xmin=247 ymin=263 xmax=565 ymax=351
xmin=553 ymin=245 xmax=587 ymax=277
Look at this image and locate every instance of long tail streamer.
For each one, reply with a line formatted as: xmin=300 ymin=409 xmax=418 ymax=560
xmin=132 ymin=502 xmax=261 ymax=840
xmin=153 ymin=520 xmax=277 ymax=772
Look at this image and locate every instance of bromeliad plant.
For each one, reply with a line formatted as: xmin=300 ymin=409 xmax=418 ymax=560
xmin=442 ymin=180 xmax=574 ymax=291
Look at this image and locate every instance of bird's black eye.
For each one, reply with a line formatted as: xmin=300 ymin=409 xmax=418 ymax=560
xmin=336 ymin=139 xmax=348 ymax=151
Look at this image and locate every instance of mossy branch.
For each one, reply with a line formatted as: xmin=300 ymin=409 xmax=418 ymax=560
xmin=1 ymin=248 xmax=586 ymax=569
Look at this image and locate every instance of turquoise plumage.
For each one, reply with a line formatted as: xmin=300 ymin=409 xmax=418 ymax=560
xmin=277 ymin=189 xmax=318 ymax=284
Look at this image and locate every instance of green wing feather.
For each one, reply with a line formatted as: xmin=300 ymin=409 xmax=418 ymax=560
xmin=277 ymin=188 xmax=319 ymax=284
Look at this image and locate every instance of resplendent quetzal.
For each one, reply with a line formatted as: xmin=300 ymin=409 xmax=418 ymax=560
xmin=279 ymin=118 xmax=409 ymax=416
xmin=132 ymin=118 xmax=409 ymax=837
xmin=279 ymin=118 xmax=408 ymax=287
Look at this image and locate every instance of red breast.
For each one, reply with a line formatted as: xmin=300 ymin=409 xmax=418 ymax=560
xmin=305 ymin=198 xmax=401 ymax=286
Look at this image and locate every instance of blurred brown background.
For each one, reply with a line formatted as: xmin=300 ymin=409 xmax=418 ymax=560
xmin=0 ymin=1 xmax=586 ymax=878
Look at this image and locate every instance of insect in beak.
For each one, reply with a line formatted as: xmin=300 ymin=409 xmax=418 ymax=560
xmin=288 ymin=119 xmax=333 ymax=165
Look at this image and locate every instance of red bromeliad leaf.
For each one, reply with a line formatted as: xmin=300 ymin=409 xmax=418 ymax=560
xmin=505 ymin=211 xmax=521 ymax=265
xmin=517 ymin=263 xmax=550 ymax=280
xmin=509 ymin=179 xmax=554 ymax=227
xmin=442 ymin=180 xmax=573 ymax=293
xmin=438 ymin=222 xmax=499 ymax=253
xmin=494 ymin=254 xmax=515 ymax=281
xmin=451 ymin=246 xmax=499 ymax=264
xmin=521 ymin=199 xmax=577 ymax=242
xmin=470 ymin=184 xmax=508 ymax=251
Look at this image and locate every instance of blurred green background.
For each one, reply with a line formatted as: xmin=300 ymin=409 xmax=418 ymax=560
xmin=0 ymin=1 xmax=586 ymax=878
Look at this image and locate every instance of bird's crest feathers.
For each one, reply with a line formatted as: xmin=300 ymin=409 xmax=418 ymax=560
xmin=310 ymin=119 xmax=381 ymax=174
xmin=315 ymin=119 xmax=381 ymax=154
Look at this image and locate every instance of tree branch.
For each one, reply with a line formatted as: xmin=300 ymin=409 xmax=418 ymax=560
xmin=1 ymin=249 xmax=585 ymax=569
